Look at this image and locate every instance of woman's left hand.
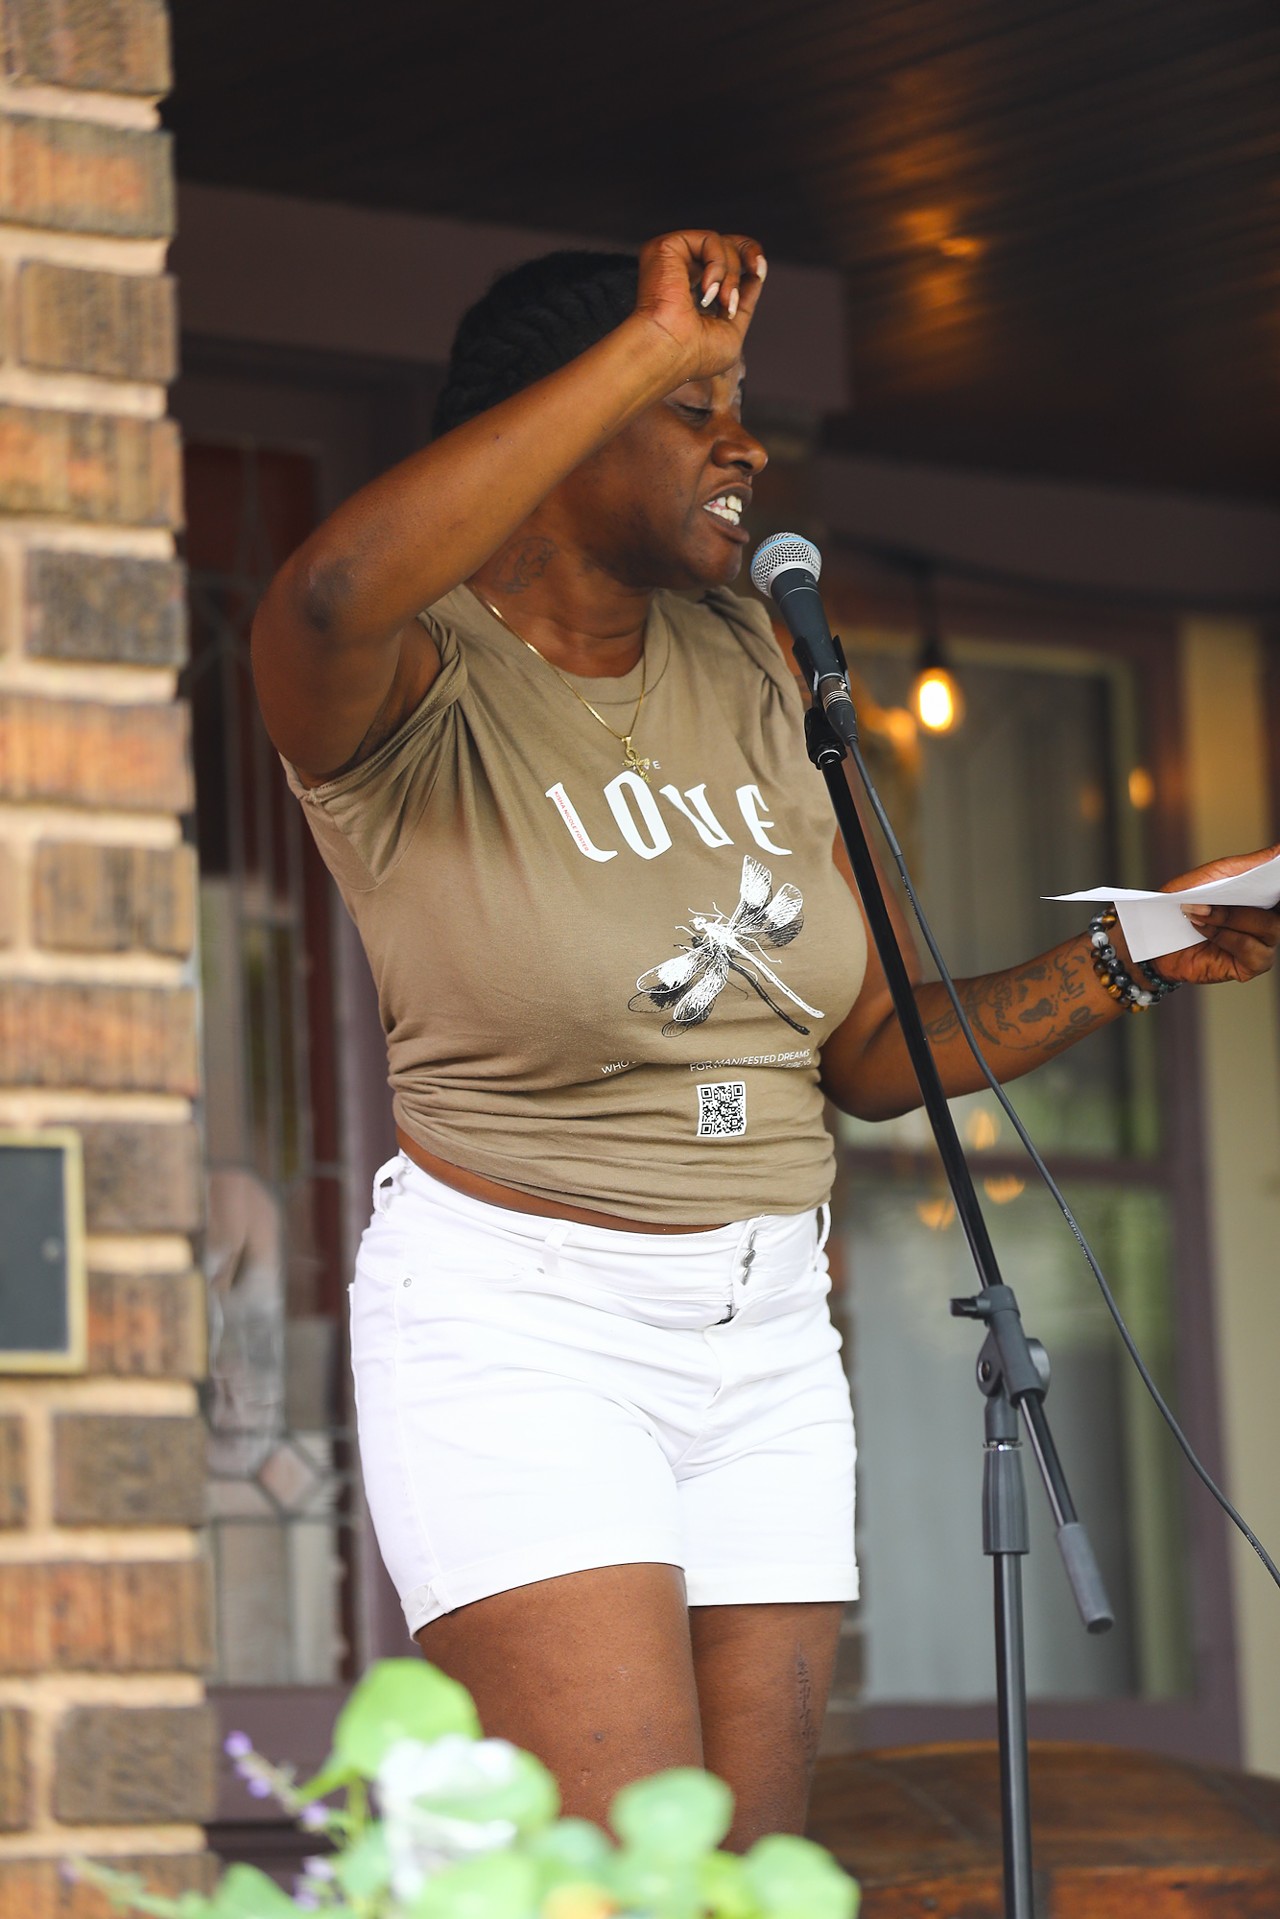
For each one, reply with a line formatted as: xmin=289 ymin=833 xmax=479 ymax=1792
xmin=1150 ymin=842 xmax=1280 ymax=986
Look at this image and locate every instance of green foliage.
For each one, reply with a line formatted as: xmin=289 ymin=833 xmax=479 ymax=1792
xmin=694 ymin=1851 xmax=756 ymax=1919
xmin=523 ymin=1818 xmax=612 ymax=1881
xmin=65 ymin=1659 xmax=859 ymax=1919
xmin=68 ymin=1860 xmax=308 ymax=1919
xmin=304 ymin=1659 xmax=484 ymax=1796
xmin=422 ymin=1747 xmax=560 ymax=1833
xmin=610 ymin=1771 xmax=734 ymax=1859
xmin=409 ymin=1853 xmax=541 ymax=1919
xmin=334 ymin=1826 xmax=392 ymax=1902
xmin=743 ymin=1836 xmax=859 ymax=1919
xmin=204 ymin=1866 xmax=305 ymax=1917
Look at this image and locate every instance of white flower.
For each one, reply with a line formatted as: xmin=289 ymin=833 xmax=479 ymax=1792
xmin=376 ymin=1735 xmax=522 ymax=1901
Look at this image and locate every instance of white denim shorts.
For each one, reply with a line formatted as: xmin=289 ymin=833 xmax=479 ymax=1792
xmin=349 ymin=1153 xmax=857 ymax=1635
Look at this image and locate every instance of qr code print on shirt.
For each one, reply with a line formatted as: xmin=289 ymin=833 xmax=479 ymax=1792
xmin=696 ymin=1080 xmax=747 ymax=1138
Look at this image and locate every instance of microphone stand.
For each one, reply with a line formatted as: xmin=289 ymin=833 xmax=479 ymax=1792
xmin=793 ymin=640 xmax=1114 ymax=1919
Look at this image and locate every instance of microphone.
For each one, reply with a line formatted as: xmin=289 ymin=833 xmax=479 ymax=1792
xmin=750 ymin=533 xmax=857 ymax=743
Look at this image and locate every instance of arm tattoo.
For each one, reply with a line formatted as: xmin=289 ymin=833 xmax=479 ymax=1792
xmin=493 ymin=537 xmax=556 ymax=593
xmin=922 ymin=938 xmax=1109 ymax=1058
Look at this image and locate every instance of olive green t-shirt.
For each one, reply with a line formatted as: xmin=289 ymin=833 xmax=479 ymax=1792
xmin=285 ymin=583 xmax=868 ymax=1224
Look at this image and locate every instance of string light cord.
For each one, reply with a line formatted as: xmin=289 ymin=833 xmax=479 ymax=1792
xmin=844 ymin=729 xmax=1280 ymax=1595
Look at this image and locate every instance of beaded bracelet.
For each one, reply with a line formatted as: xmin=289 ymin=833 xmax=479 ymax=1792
xmin=1088 ymin=904 xmax=1181 ymax=1011
xmin=1136 ymin=952 xmax=1182 ymax=1002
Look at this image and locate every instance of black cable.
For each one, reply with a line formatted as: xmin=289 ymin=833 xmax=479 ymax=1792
xmin=845 ymin=732 xmax=1280 ymax=1595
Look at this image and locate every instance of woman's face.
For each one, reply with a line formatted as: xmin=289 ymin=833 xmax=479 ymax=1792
xmin=554 ymin=360 xmax=768 ymax=590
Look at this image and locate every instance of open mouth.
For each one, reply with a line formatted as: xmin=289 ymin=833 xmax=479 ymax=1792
xmin=702 ymin=491 xmax=746 ymax=528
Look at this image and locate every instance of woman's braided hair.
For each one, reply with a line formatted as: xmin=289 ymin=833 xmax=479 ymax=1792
xmin=432 ymin=249 xmax=641 ymax=439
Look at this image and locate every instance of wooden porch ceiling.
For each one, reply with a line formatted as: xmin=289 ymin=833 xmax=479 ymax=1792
xmin=166 ymin=0 xmax=1280 ymax=499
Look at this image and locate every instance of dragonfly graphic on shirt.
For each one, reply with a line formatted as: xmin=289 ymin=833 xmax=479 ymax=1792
xmin=633 ymin=856 xmax=825 ymax=1037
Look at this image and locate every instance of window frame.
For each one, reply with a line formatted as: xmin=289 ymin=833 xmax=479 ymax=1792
xmin=819 ymin=560 xmax=1240 ymax=1766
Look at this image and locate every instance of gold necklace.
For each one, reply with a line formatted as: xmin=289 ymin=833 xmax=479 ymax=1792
xmin=473 ymin=588 xmax=658 ymax=783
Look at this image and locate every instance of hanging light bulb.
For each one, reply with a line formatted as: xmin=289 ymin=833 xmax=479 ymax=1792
xmin=913 ymin=648 xmax=964 ymax=733
xmin=909 ymin=571 xmax=964 ymax=734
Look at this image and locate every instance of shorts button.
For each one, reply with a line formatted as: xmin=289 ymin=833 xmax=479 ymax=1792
xmin=403 ymin=1277 xmax=411 ymax=1288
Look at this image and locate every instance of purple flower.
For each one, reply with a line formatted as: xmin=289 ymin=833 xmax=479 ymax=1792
xmin=247 ymin=1776 xmax=273 ymax=1800
xmin=224 ymin=1731 xmax=253 ymax=1760
xmin=300 ymin=1802 xmax=330 ymax=1830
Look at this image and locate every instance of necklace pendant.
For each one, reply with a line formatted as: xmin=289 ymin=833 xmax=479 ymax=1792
xmin=622 ymin=739 xmax=652 ymax=784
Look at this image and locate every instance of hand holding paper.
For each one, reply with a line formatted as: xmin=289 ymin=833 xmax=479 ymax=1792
xmin=1048 ymin=845 xmax=1280 ymax=966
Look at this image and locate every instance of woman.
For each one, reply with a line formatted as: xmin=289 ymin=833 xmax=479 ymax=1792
xmin=252 ymin=229 xmax=1278 ymax=1846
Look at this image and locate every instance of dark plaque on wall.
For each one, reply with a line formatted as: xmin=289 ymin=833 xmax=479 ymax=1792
xmin=0 ymin=1132 xmax=87 ymax=1373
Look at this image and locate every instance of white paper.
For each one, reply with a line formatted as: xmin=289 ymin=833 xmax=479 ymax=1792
xmin=1046 ymin=851 xmax=1280 ymax=963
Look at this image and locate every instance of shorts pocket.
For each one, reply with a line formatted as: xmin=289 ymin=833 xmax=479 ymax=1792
xmin=353 ymin=1210 xmax=405 ymax=1293
xmin=393 ymin=1233 xmax=544 ymax=1320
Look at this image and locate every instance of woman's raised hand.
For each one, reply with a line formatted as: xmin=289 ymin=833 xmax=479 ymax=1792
xmin=1151 ymin=842 xmax=1280 ymax=986
xmin=634 ymin=230 xmax=768 ymax=381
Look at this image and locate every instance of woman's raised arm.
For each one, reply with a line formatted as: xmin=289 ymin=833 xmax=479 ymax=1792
xmin=250 ymin=231 xmax=767 ymax=782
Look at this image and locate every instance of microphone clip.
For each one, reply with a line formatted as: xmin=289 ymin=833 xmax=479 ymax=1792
xmin=804 ymin=701 xmax=847 ymax=771
xmin=793 ymin=634 xmax=859 ymax=751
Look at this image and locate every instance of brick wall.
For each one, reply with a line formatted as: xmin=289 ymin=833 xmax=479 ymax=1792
xmin=0 ymin=3 xmax=214 ymax=1910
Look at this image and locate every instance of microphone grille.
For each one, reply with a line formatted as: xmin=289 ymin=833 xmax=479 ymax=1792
xmin=750 ymin=532 xmax=822 ymax=595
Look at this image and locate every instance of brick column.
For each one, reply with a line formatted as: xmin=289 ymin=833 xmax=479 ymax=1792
xmin=0 ymin=4 xmax=215 ymax=1911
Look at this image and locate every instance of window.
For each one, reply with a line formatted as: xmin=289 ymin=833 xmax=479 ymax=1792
xmin=184 ymin=442 xmax=355 ymax=1689
xmin=822 ymin=602 xmax=1236 ymax=1758
xmin=173 ymin=353 xmax=428 ymax=1859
